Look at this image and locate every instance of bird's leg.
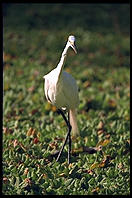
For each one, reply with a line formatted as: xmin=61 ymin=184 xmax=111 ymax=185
xmin=56 ymin=109 xmax=72 ymax=163
xmin=68 ymin=112 xmax=72 ymax=164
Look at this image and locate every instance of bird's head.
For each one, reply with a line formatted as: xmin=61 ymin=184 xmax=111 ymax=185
xmin=68 ymin=35 xmax=77 ymax=54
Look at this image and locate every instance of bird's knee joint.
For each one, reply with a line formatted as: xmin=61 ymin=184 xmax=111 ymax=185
xmin=69 ymin=124 xmax=72 ymax=131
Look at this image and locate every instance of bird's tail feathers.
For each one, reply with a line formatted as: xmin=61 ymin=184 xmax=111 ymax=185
xmin=69 ymin=109 xmax=80 ymax=137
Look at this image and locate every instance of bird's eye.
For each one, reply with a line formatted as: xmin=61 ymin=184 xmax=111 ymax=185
xmin=69 ymin=35 xmax=75 ymax=42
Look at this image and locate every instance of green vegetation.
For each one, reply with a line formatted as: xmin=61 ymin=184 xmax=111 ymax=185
xmin=3 ymin=4 xmax=130 ymax=195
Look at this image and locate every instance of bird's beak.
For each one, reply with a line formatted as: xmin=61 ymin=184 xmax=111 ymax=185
xmin=70 ymin=41 xmax=77 ymax=54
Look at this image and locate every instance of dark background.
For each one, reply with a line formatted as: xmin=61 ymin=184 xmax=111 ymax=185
xmin=3 ymin=3 xmax=130 ymax=34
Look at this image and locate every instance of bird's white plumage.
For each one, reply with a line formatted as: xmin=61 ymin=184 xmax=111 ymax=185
xmin=43 ymin=35 xmax=79 ymax=136
xmin=44 ymin=69 xmax=79 ymax=110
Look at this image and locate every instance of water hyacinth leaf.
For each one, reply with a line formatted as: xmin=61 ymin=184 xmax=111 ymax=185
xmin=65 ymin=178 xmax=73 ymax=187
xmin=4 ymin=82 xmax=10 ymax=91
xmin=15 ymin=177 xmax=20 ymax=187
xmin=97 ymin=121 xmax=104 ymax=130
xmin=88 ymin=178 xmax=95 ymax=185
xmin=96 ymin=139 xmax=110 ymax=147
xmin=90 ymin=162 xmax=99 ymax=170
xmin=101 ymin=139 xmax=110 ymax=146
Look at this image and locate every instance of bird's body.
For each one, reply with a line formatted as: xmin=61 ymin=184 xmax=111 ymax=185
xmin=44 ymin=69 xmax=79 ymax=110
xmin=43 ymin=35 xmax=79 ymax=163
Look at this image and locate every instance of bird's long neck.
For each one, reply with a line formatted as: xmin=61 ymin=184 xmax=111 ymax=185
xmin=56 ymin=42 xmax=70 ymax=79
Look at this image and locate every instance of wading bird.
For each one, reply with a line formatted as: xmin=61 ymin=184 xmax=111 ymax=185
xmin=43 ymin=35 xmax=79 ymax=164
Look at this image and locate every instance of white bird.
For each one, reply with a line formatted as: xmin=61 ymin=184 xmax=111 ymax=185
xmin=43 ymin=35 xmax=79 ymax=163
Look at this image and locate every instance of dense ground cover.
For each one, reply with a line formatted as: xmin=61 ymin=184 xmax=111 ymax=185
xmin=3 ymin=4 xmax=130 ymax=195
